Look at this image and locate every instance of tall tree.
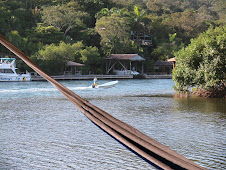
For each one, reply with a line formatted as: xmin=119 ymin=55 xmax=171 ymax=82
xmin=77 ymin=0 xmax=113 ymax=26
xmin=41 ymin=2 xmax=89 ymax=35
xmin=130 ymin=5 xmax=151 ymax=43
xmin=95 ymin=14 xmax=131 ymax=55
xmin=26 ymin=23 xmax=65 ymax=45
xmin=163 ymin=9 xmax=207 ymax=41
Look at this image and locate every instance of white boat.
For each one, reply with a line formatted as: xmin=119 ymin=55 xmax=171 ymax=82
xmin=91 ymin=78 xmax=118 ymax=89
xmin=96 ymin=80 xmax=118 ymax=88
xmin=0 ymin=58 xmax=31 ymax=81
xmin=113 ymin=69 xmax=139 ymax=75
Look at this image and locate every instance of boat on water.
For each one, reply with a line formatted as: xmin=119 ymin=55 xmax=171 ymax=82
xmin=96 ymin=80 xmax=119 ymax=88
xmin=91 ymin=78 xmax=118 ymax=88
xmin=113 ymin=69 xmax=139 ymax=75
xmin=0 ymin=58 xmax=31 ymax=81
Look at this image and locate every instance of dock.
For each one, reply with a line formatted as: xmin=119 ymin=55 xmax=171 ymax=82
xmin=31 ymin=74 xmax=172 ymax=81
xmin=31 ymin=74 xmax=133 ymax=81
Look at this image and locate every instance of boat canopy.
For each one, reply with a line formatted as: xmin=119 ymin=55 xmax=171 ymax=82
xmin=0 ymin=58 xmax=15 ymax=60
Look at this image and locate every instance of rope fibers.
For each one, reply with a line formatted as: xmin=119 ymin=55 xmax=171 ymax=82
xmin=0 ymin=34 xmax=205 ymax=170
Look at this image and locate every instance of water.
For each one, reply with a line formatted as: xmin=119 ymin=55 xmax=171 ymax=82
xmin=0 ymin=79 xmax=225 ymax=169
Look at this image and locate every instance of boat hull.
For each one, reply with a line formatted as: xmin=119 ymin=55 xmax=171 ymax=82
xmin=97 ymin=81 xmax=118 ymax=88
xmin=0 ymin=74 xmax=31 ymax=81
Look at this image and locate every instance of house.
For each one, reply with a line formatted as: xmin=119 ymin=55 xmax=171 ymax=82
xmin=64 ymin=61 xmax=84 ymax=75
xmin=131 ymin=31 xmax=152 ymax=46
xmin=105 ymin=54 xmax=145 ymax=75
xmin=153 ymin=60 xmax=173 ymax=74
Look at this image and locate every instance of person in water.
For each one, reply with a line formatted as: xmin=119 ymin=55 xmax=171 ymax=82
xmin=92 ymin=77 xmax=98 ymax=88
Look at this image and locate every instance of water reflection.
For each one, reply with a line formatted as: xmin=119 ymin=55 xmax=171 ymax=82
xmin=173 ymin=96 xmax=225 ymax=114
xmin=1 ymin=80 xmax=225 ymax=169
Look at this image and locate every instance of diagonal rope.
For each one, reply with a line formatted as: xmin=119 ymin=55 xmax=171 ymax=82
xmin=0 ymin=34 xmax=205 ymax=170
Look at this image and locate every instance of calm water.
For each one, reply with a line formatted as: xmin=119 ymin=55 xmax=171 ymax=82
xmin=0 ymin=79 xmax=225 ymax=169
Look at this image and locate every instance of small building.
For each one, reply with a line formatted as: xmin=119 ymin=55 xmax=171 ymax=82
xmin=64 ymin=61 xmax=84 ymax=75
xmin=105 ymin=54 xmax=145 ymax=75
xmin=153 ymin=60 xmax=173 ymax=74
xmin=131 ymin=31 xmax=152 ymax=46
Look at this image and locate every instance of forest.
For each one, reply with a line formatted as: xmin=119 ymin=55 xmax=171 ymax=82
xmin=0 ymin=0 xmax=225 ymax=76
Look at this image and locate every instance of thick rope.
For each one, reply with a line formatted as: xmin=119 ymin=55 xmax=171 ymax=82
xmin=0 ymin=34 xmax=205 ymax=170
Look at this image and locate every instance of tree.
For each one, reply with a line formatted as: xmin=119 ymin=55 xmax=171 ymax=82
xmin=151 ymin=33 xmax=184 ymax=61
xmin=41 ymin=2 xmax=89 ymax=35
xmin=6 ymin=31 xmax=32 ymax=55
xmin=130 ymin=5 xmax=151 ymax=39
xmin=95 ymin=14 xmax=131 ymax=55
xmin=80 ymin=46 xmax=102 ymax=74
xmin=0 ymin=1 xmax=35 ymax=34
xmin=212 ymin=0 xmax=226 ymax=24
xmin=32 ymin=41 xmax=84 ymax=75
xmin=163 ymin=10 xmax=207 ymax=41
xmin=78 ymin=0 xmax=113 ymax=26
xmin=26 ymin=23 xmax=65 ymax=45
xmin=172 ymin=25 xmax=226 ymax=97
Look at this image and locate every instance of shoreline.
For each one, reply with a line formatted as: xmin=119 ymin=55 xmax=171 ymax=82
xmin=31 ymin=74 xmax=172 ymax=81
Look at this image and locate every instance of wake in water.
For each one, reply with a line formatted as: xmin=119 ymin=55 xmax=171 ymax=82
xmin=0 ymin=87 xmax=57 ymax=93
xmin=0 ymin=86 xmax=97 ymax=94
xmin=71 ymin=86 xmax=92 ymax=90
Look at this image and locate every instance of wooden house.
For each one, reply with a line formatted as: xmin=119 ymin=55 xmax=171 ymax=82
xmin=105 ymin=54 xmax=145 ymax=75
xmin=153 ymin=60 xmax=173 ymax=74
xmin=64 ymin=61 xmax=84 ymax=75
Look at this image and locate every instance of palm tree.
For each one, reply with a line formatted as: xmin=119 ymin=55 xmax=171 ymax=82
xmin=130 ymin=6 xmax=151 ymax=46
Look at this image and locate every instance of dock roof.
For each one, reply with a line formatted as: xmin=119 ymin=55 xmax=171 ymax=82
xmin=154 ymin=60 xmax=173 ymax=66
xmin=66 ymin=61 xmax=84 ymax=67
xmin=106 ymin=54 xmax=145 ymax=61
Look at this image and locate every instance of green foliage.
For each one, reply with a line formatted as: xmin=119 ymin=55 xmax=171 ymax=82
xmin=32 ymin=41 xmax=84 ymax=75
xmin=5 ymin=31 xmax=35 ymax=55
xmin=1 ymin=0 xmax=225 ymax=76
xmin=173 ymin=25 xmax=226 ymax=92
xmin=80 ymin=46 xmax=102 ymax=73
xmin=0 ymin=1 xmax=35 ymax=34
xmin=163 ymin=9 xmax=207 ymax=40
xmin=31 ymin=41 xmax=102 ymax=75
xmin=78 ymin=0 xmax=113 ymax=20
xmin=151 ymin=32 xmax=184 ymax=60
xmin=26 ymin=23 xmax=65 ymax=45
xmin=95 ymin=14 xmax=131 ymax=55
xmin=41 ymin=2 xmax=90 ymax=35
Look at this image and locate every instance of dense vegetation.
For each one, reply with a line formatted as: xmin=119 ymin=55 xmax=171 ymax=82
xmin=173 ymin=25 xmax=225 ymax=97
xmin=0 ymin=0 xmax=225 ymax=78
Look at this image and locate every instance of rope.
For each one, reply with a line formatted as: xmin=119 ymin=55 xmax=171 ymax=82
xmin=0 ymin=34 xmax=205 ymax=170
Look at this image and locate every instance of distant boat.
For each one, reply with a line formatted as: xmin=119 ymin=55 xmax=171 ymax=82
xmin=0 ymin=58 xmax=31 ymax=81
xmin=113 ymin=69 xmax=139 ymax=75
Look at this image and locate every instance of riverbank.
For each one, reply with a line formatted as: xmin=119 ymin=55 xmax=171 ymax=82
xmin=31 ymin=74 xmax=172 ymax=81
xmin=192 ymin=83 xmax=226 ymax=98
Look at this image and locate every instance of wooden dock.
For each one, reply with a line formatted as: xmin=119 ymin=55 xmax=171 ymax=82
xmin=31 ymin=74 xmax=172 ymax=81
xmin=31 ymin=74 xmax=134 ymax=81
xmin=144 ymin=74 xmax=172 ymax=79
